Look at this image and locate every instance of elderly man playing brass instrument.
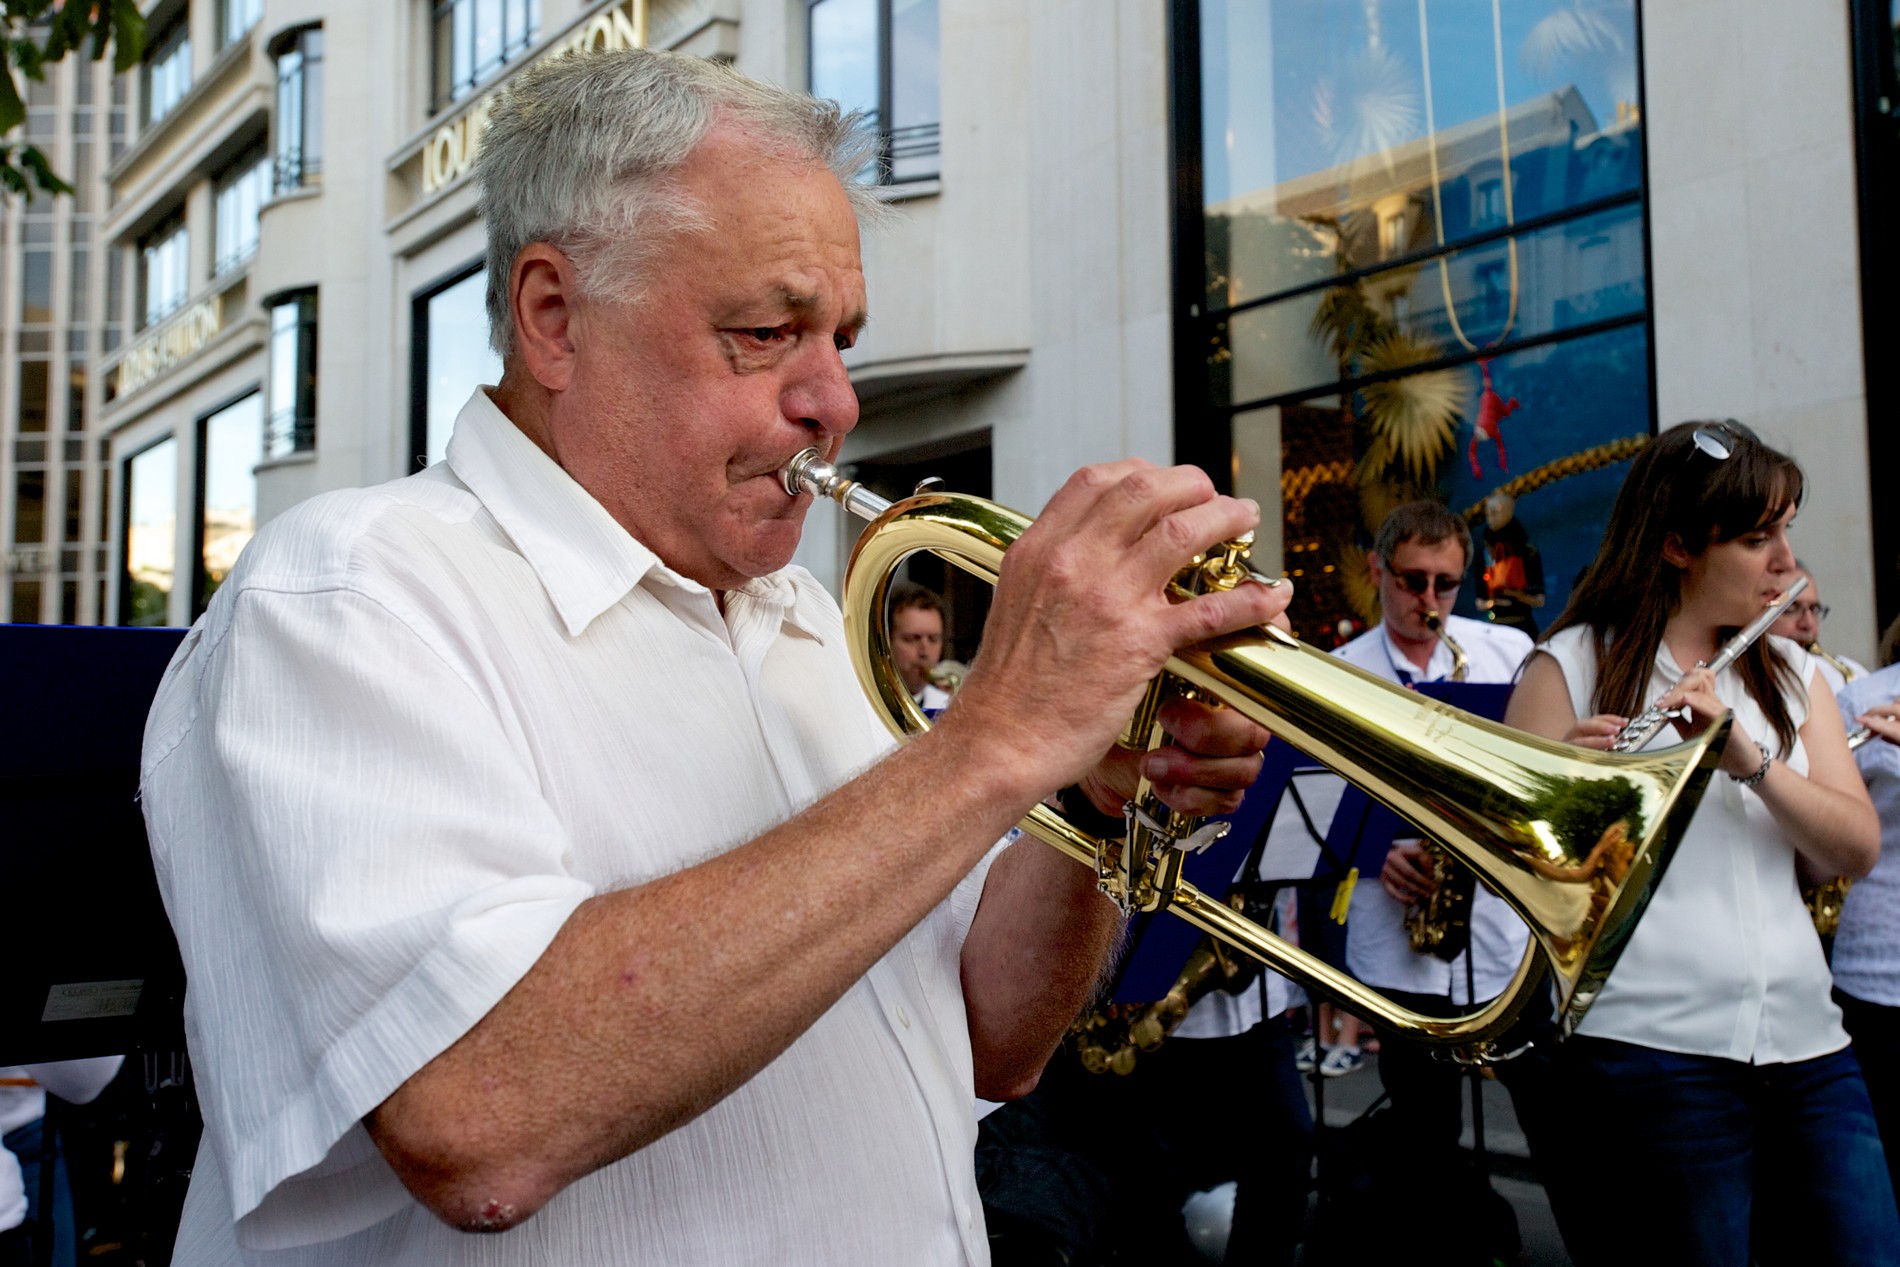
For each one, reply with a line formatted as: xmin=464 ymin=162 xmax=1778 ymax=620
xmin=138 ymin=49 xmax=1288 ymax=1266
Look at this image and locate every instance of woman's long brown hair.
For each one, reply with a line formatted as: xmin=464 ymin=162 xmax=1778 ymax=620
xmin=1542 ymin=420 xmax=1807 ymax=753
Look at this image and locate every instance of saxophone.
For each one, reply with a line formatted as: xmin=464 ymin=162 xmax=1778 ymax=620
xmin=1403 ymin=613 xmax=1479 ymax=960
xmin=1809 ymin=640 xmax=1862 ymax=685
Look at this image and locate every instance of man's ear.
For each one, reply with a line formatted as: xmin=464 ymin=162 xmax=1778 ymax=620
xmin=1366 ymin=550 xmax=1384 ymax=582
xmin=511 ymin=244 xmax=579 ymax=392
xmin=1660 ymin=532 xmax=1694 ymax=569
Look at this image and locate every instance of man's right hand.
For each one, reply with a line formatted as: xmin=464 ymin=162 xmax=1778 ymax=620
xmin=1380 ymin=840 xmax=1438 ymax=904
xmin=937 ymin=460 xmax=1287 ymax=804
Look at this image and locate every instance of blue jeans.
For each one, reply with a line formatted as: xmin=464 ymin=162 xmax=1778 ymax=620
xmin=1546 ymin=1038 xmax=1900 ymax=1266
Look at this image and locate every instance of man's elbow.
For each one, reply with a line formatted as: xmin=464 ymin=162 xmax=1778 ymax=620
xmin=367 ymin=1108 xmax=563 ymax=1234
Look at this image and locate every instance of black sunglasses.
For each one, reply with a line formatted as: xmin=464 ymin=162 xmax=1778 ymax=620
xmin=1392 ymin=569 xmax=1462 ymax=597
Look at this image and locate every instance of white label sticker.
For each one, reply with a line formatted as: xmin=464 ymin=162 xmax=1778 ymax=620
xmin=42 ymin=979 xmax=145 ymax=1022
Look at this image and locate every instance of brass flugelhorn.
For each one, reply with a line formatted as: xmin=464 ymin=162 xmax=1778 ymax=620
xmin=783 ymin=449 xmax=1728 ymax=1061
xmin=1404 ymin=612 xmax=1478 ymax=960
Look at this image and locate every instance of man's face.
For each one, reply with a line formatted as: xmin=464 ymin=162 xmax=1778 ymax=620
xmin=1770 ymin=569 xmax=1823 ymax=645
xmin=1371 ymin=536 xmax=1468 ymax=646
xmin=545 ymin=128 xmax=867 ymax=590
xmin=892 ymin=606 xmax=944 ymax=694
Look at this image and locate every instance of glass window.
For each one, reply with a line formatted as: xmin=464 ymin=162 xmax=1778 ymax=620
xmin=199 ymin=392 xmax=261 ymax=612
xmin=139 ymin=218 xmax=190 ymax=329
xmin=221 ymin=0 xmax=264 ymax=48
xmin=215 ymin=150 xmax=271 ymax=275
xmin=265 ymin=291 xmax=319 ymax=459
xmin=21 ymin=247 xmax=53 ymax=324
xmin=809 ymin=0 xmax=939 ymax=184
xmin=432 ymin=0 xmax=541 ymax=113
xmin=1188 ymin=0 xmax=1649 ymax=644
xmin=13 ymin=469 xmax=45 ymax=543
xmin=69 ymin=360 xmax=88 ymax=434
xmin=124 ymin=437 xmax=178 ymax=626
xmin=12 ymin=581 xmax=43 ymax=624
xmin=64 ymin=468 xmax=83 ymax=544
xmin=275 ymin=28 xmax=324 ymax=191
xmin=18 ymin=361 xmax=49 ymax=433
xmin=142 ymin=16 xmax=192 ymax=129
xmin=418 ymin=268 xmax=504 ymax=468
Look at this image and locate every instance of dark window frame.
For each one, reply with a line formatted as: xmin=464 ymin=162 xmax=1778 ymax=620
xmin=140 ymin=10 xmax=192 ymax=129
xmin=409 ymin=257 xmax=489 ymax=471
xmin=118 ymin=431 xmax=179 ymax=627
xmin=272 ymin=26 xmax=325 ymax=192
xmin=430 ymin=0 xmax=541 ymax=116
xmin=264 ymin=289 xmax=319 ymax=460
xmin=806 ymin=0 xmax=940 ymax=185
xmin=193 ymin=385 xmax=264 ymax=617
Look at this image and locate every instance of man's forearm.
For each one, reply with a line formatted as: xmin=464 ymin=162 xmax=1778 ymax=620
xmin=367 ymin=725 xmax=1043 ymax=1232
xmin=959 ymin=833 xmax=1124 ymax=1100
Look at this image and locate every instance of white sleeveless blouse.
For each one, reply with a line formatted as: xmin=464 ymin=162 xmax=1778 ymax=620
xmin=1540 ymin=626 xmax=1848 ymax=1063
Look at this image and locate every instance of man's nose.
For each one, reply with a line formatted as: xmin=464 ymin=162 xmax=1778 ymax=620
xmin=784 ymin=341 xmax=860 ymax=442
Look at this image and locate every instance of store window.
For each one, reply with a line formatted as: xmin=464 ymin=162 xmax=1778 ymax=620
xmin=265 ymin=291 xmax=319 ymax=459
xmin=413 ymin=266 xmax=503 ymax=468
xmin=1180 ymin=0 xmax=1650 ymax=643
xmin=139 ymin=215 xmax=190 ymax=329
xmin=123 ymin=436 xmax=178 ymax=626
xmin=198 ymin=392 xmax=261 ymax=613
xmin=17 ymin=361 xmax=49 ymax=433
xmin=214 ymin=149 xmax=271 ymax=275
xmin=142 ymin=13 xmax=192 ymax=129
xmin=13 ymin=469 xmax=45 ymax=544
xmin=808 ymin=0 xmax=939 ymax=184
xmin=432 ymin=0 xmax=540 ymax=114
xmin=274 ymin=27 xmax=324 ymax=192
xmin=221 ymin=0 xmax=263 ymax=48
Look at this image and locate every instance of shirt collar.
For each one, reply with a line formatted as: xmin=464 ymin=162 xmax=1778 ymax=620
xmin=1382 ymin=622 xmax=1448 ymax=683
xmin=444 ymin=389 xmax=829 ymax=644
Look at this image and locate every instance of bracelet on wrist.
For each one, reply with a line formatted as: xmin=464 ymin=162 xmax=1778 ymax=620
xmin=1731 ymin=745 xmax=1773 ymax=788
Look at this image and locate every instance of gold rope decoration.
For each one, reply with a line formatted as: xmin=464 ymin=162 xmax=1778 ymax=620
xmin=1461 ymin=434 xmax=1650 ymax=524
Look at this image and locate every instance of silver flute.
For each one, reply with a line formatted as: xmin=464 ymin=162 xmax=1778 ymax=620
xmin=1609 ymin=575 xmax=1808 ymax=752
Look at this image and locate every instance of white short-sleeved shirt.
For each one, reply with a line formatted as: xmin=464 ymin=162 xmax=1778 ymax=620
xmin=1834 ymin=664 xmax=1900 ymax=1007
xmin=141 ymin=390 xmax=999 ymax=1266
xmin=1540 ymin=626 xmax=1847 ymax=1062
xmin=1334 ymin=615 xmax=1535 ymax=1003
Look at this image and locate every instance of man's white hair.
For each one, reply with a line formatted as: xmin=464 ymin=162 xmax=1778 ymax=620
xmin=476 ymin=47 xmax=882 ymax=360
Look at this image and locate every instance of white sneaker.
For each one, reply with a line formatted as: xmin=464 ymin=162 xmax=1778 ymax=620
xmin=1295 ymin=1035 xmax=1319 ymax=1074
xmin=1318 ymin=1044 xmax=1366 ymax=1078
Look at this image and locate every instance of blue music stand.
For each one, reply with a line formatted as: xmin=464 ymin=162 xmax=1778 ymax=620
xmin=1 ymin=623 xmax=189 ymax=1063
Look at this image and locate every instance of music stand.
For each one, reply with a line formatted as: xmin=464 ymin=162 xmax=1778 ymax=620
xmin=1 ymin=624 xmax=189 ymax=1064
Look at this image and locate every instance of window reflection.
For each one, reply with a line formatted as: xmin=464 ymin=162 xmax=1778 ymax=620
xmin=809 ymin=0 xmax=940 ymax=183
xmin=199 ymin=393 xmax=261 ymax=613
xmin=421 ymin=269 xmax=503 ymax=467
xmin=125 ymin=437 xmax=178 ymax=627
xmin=1195 ymin=0 xmax=1650 ymax=645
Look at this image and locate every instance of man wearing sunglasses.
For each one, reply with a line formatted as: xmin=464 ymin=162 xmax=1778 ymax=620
xmin=1329 ymin=501 xmax=1542 ymax=1258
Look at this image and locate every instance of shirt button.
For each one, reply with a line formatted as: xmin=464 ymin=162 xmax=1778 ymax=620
xmin=895 ymin=1005 xmax=911 ymax=1029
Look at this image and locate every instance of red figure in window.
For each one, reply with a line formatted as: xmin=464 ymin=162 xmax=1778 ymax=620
xmin=1469 ymin=358 xmax=1520 ymax=478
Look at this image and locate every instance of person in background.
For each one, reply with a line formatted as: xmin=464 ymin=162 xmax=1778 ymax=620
xmin=0 ymin=1058 xmax=124 ymax=1267
xmin=1833 ymin=636 xmax=1900 ymax=1207
xmin=1329 ymin=501 xmax=1540 ymax=1260
xmin=1506 ymin=419 xmax=1891 ymax=1265
xmin=891 ymin=581 xmax=954 ymax=713
xmin=1770 ymin=560 xmax=1868 ymax=694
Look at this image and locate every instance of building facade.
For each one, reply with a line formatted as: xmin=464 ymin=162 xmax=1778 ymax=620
xmin=11 ymin=0 xmax=1893 ymax=667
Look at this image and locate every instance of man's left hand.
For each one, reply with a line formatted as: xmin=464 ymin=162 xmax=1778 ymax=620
xmin=1072 ymin=691 xmax=1279 ymax=821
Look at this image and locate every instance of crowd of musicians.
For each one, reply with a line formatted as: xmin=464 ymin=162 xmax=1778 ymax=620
xmin=9 ymin=45 xmax=1899 ymax=1267
xmin=970 ymin=419 xmax=1900 ymax=1264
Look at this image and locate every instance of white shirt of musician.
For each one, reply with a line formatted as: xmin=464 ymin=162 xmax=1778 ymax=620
xmin=141 ymin=389 xmax=1000 ymax=1266
xmin=1542 ymin=628 xmax=1847 ymax=1062
xmin=1334 ymin=615 xmax=1535 ymax=1004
